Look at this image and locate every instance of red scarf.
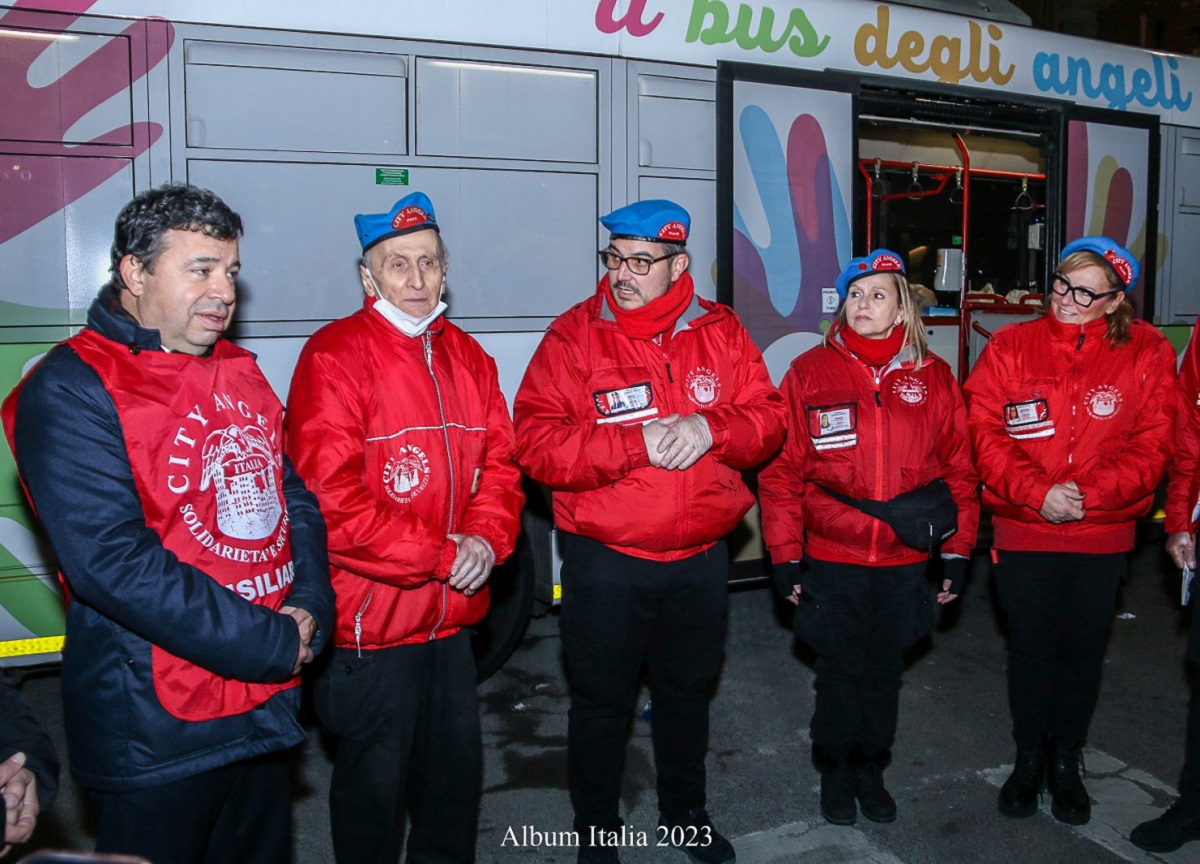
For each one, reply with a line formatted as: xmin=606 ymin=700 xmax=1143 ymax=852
xmin=836 ymin=320 xmax=906 ymax=366
xmin=601 ymin=272 xmax=696 ymax=341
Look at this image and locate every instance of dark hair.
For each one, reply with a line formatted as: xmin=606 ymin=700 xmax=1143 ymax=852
xmin=107 ymin=184 xmax=243 ymax=291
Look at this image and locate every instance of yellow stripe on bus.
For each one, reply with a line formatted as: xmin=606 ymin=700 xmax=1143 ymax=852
xmin=0 ymin=636 xmax=64 ymax=658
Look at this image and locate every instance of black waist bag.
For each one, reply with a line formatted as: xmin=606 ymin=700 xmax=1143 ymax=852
xmin=819 ymin=478 xmax=958 ymax=556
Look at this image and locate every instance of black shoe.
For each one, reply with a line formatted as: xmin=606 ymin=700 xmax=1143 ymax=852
xmin=1131 ymin=797 xmax=1200 ymax=852
xmin=851 ymin=760 xmax=897 ymax=823
xmin=821 ymin=761 xmax=857 ymax=825
xmin=657 ymin=809 xmax=736 ymax=863
xmin=577 ymin=844 xmax=621 ymax=864
xmin=1046 ymin=748 xmax=1091 ymax=825
xmin=998 ymin=747 xmax=1045 ymax=818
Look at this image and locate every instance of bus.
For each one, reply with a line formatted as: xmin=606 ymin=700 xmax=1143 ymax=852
xmin=2 ymin=0 xmax=1196 ymax=672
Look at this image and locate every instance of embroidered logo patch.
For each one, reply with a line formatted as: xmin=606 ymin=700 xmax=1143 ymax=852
xmin=383 ymin=444 xmax=431 ymax=504
xmin=657 ymin=221 xmax=688 ymax=242
xmin=808 ymin=402 xmax=857 ymax=451
xmin=200 ymin=425 xmax=283 ymax=541
xmin=685 ymin=367 xmax=720 ymax=406
xmin=391 ymin=205 xmax=430 ymax=231
xmin=1002 ymin=398 xmax=1054 ymax=439
xmin=892 ymin=376 xmax=927 ymax=405
xmin=1086 ymin=385 xmax=1123 ymax=420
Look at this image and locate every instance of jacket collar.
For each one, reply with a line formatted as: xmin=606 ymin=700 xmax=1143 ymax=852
xmin=593 ymin=280 xmax=716 ymax=336
xmin=827 ymin=321 xmax=923 ymax=373
xmin=86 ymin=284 xmax=166 ymax=352
xmin=1044 ymin=309 xmax=1108 ymax=345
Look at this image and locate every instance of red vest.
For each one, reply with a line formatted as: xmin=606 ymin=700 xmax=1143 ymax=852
xmin=62 ymin=330 xmax=297 ymax=720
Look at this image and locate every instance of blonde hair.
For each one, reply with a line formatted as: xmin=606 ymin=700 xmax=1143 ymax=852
xmin=1056 ymin=250 xmax=1132 ymax=347
xmin=824 ymin=271 xmax=928 ymax=364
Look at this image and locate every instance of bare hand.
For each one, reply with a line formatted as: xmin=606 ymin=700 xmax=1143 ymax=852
xmin=655 ymin=413 xmax=713 ymax=471
xmin=280 ymin=605 xmax=315 ymax=675
xmin=937 ymin=579 xmax=959 ymax=605
xmin=0 ymin=753 xmax=38 ymax=849
xmin=784 ymin=583 xmax=802 ymax=606
xmin=1168 ymin=532 xmax=1197 ymax=570
xmin=642 ymin=419 xmax=672 ymax=468
xmin=447 ymin=534 xmax=495 ymax=596
xmin=1039 ymin=482 xmax=1086 ymax=524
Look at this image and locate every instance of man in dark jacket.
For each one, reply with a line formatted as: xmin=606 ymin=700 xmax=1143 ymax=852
xmin=0 ymin=672 xmax=59 ymax=858
xmin=2 ymin=184 xmax=334 ymax=864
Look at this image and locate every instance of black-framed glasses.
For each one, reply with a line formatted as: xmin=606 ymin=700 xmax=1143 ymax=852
xmin=598 ymin=249 xmax=678 ymax=276
xmin=1049 ymin=274 xmax=1121 ymax=308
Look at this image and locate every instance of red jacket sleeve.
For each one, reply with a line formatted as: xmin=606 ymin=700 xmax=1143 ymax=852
xmin=758 ymin=362 xmax=810 ymax=565
xmin=285 ymin=343 xmax=454 ymax=588
xmin=513 ymin=327 xmax=654 ymax=492
xmin=457 ymin=353 xmax=525 ymax=562
xmin=1167 ymin=323 xmax=1200 ymax=533
xmin=963 ymin=332 xmax=1056 ymax=514
xmin=1073 ymin=332 xmax=1178 ymax=520
xmin=700 ymin=320 xmax=786 ymax=469
xmin=931 ymin=364 xmax=980 ymax=558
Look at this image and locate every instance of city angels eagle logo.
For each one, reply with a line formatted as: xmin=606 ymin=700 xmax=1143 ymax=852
xmin=383 ymin=444 xmax=431 ymax=504
xmin=167 ymin=393 xmax=293 ymax=603
xmin=892 ymin=376 xmax=927 ymax=405
xmin=1086 ymin=385 xmax=1123 ymax=420
xmin=685 ymin=366 xmax=720 ymax=406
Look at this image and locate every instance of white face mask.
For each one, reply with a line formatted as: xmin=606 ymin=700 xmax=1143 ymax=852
xmin=365 ymin=270 xmax=447 ymax=338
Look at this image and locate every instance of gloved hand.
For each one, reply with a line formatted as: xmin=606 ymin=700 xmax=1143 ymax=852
xmin=655 ymin=413 xmax=713 ymax=470
xmin=447 ymin=534 xmax=495 ymax=596
xmin=938 ymin=555 xmax=968 ymax=604
xmin=773 ymin=560 xmax=803 ymax=605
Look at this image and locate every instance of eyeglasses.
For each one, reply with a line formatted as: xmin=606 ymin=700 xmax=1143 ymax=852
xmin=1049 ymin=274 xmax=1121 ymax=308
xmin=598 ymin=249 xmax=678 ymax=276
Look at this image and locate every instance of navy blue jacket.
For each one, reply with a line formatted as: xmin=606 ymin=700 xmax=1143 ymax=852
xmin=8 ymin=288 xmax=334 ymax=791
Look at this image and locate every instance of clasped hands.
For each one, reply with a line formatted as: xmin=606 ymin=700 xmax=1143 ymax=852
xmin=1040 ymin=481 xmax=1085 ymax=524
xmin=642 ymin=413 xmax=713 ymax=471
xmin=0 ymin=752 xmax=37 ymax=857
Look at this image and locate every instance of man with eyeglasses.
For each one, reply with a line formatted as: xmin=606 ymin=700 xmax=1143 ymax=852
xmin=513 ymin=200 xmax=785 ymax=864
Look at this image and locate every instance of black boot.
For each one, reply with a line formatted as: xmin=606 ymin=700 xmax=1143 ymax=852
xmin=1131 ymin=796 xmax=1200 ymax=852
xmin=820 ymin=761 xmax=857 ymax=825
xmin=1046 ymin=748 xmax=1090 ymax=825
xmin=851 ymin=759 xmax=897 ymax=823
xmin=998 ymin=747 xmax=1044 ymax=818
xmin=657 ymin=808 xmax=736 ymax=864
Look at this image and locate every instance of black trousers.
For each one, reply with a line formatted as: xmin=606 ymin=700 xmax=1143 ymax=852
xmin=558 ymin=532 xmax=728 ymax=832
xmin=993 ymin=550 xmax=1124 ymax=750
xmin=316 ymin=631 xmax=482 ymax=864
xmin=90 ymin=750 xmax=292 ymax=864
xmin=1174 ymin=590 xmax=1200 ymax=800
xmin=805 ymin=558 xmax=931 ymax=763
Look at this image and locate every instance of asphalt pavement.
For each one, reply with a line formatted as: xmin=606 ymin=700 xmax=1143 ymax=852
xmin=10 ymin=532 xmax=1200 ymax=863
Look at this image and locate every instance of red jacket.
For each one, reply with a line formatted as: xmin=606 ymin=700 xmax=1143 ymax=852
xmin=759 ymin=331 xmax=979 ymax=566
xmin=1166 ymin=320 xmax=1200 ymax=534
xmin=964 ymin=313 xmax=1177 ymax=553
xmin=285 ymin=300 xmax=523 ymax=651
xmin=513 ymin=277 xmax=786 ymax=561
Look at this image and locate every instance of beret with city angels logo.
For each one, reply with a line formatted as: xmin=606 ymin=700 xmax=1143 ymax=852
xmin=355 ymin=191 xmax=440 ymax=253
xmin=1060 ymin=236 xmax=1139 ymax=291
xmin=835 ymin=248 xmax=907 ymax=299
xmin=600 ymin=199 xmax=690 ymax=245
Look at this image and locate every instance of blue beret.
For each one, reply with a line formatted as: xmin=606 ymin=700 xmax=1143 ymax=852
xmin=1060 ymin=236 xmax=1138 ymax=291
xmin=600 ymin=199 xmax=689 ymax=245
xmin=354 ymin=191 xmax=439 ymax=253
xmin=835 ymin=249 xmax=906 ymax=299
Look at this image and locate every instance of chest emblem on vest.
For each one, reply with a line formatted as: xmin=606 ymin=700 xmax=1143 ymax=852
xmin=384 ymin=444 xmax=431 ymax=503
xmin=199 ymin=425 xmax=283 ymax=540
xmin=1085 ymin=385 xmax=1123 ymax=420
xmin=685 ymin=366 xmax=720 ymax=406
xmin=892 ymin=376 xmax=927 ymax=405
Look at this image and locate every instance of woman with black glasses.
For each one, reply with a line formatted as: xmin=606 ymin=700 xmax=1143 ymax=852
xmin=964 ymin=237 xmax=1179 ymax=826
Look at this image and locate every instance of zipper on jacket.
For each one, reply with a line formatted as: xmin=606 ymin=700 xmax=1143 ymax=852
xmin=666 ymin=362 xmax=674 ymax=383
xmin=870 ymin=370 xmax=884 ymax=561
xmin=354 ymin=589 xmax=374 ymax=658
xmin=1077 ymin=330 xmax=1085 ymax=351
xmin=424 ymin=331 xmax=454 ymax=640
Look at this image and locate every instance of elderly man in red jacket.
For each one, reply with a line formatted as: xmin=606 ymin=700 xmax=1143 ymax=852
xmin=285 ymin=192 xmax=524 ymax=864
xmin=514 ymin=199 xmax=786 ymax=864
